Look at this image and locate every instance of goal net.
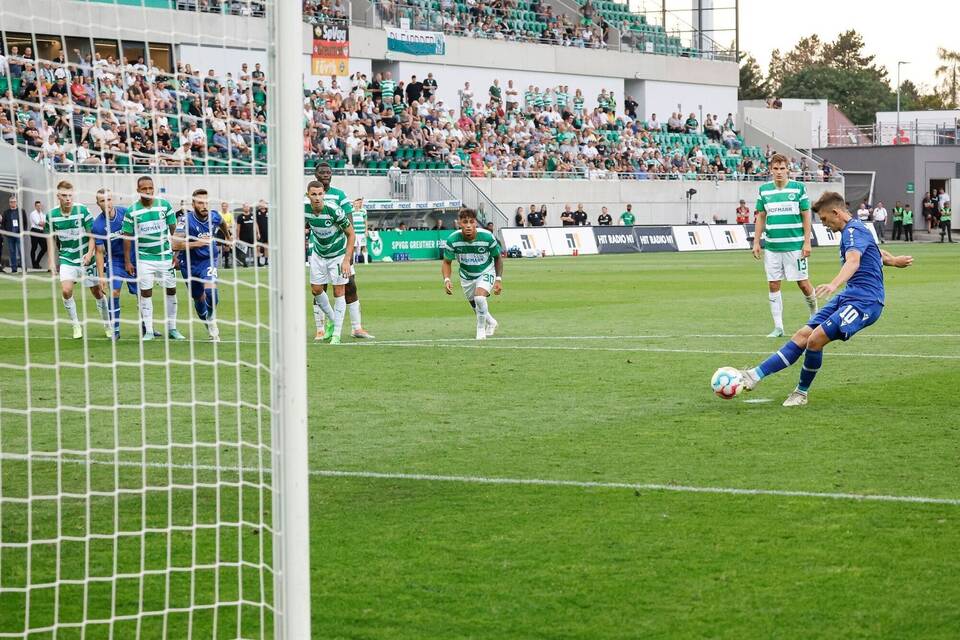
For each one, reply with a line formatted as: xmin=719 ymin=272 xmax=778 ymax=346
xmin=0 ymin=1 xmax=309 ymax=637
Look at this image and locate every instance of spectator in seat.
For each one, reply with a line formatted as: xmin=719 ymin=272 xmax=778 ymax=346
xmin=704 ymin=115 xmax=721 ymax=141
xmin=722 ymin=127 xmax=741 ymax=151
xmin=684 ymin=112 xmax=699 ymax=133
xmin=667 ymin=112 xmax=683 ymax=133
xmin=212 ymin=128 xmax=231 ymax=157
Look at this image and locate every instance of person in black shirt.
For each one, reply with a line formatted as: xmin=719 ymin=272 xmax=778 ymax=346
xmin=573 ymin=203 xmax=588 ymax=226
xmin=526 ymin=205 xmax=545 ymax=227
xmin=255 ymin=200 xmax=269 ymax=266
xmin=405 ymin=75 xmax=423 ymax=105
xmin=174 ymin=200 xmax=188 ymax=226
xmin=422 ymin=73 xmax=437 ymax=100
xmin=560 ymin=204 xmax=576 ymax=226
xmin=1 ymin=195 xmax=25 ymax=273
xmin=597 ymin=206 xmax=612 ymax=225
xmin=624 ymin=95 xmax=638 ymax=120
xmin=514 ymin=206 xmax=525 ymax=226
xmin=234 ymin=203 xmax=259 ymax=267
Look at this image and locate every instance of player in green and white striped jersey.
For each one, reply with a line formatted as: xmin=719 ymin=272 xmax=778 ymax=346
xmin=305 ymin=180 xmax=355 ymax=345
xmin=441 ymin=209 xmax=502 ymax=340
xmin=45 ymin=180 xmax=110 ymax=339
xmin=122 ymin=175 xmax=185 ymax=341
xmin=351 ymin=197 xmax=368 ymax=264
xmin=752 ymin=154 xmax=817 ymax=337
xmin=314 ymin=162 xmax=375 ymax=339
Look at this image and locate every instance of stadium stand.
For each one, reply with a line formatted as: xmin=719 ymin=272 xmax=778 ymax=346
xmin=0 ymin=46 xmax=796 ymax=180
xmin=77 ymin=0 xmax=714 ymax=59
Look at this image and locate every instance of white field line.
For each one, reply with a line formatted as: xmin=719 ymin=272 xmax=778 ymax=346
xmin=0 ymin=334 xmax=956 ymax=360
xmin=1 ymin=453 xmax=958 ymax=507
xmin=341 ymin=341 xmax=960 ymax=360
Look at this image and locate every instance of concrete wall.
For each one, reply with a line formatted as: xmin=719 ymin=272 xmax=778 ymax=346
xmin=740 ymin=99 xmax=829 ymax=147
xmin=470 ymin=177 xmax=842 ymax=226
xmin=635 ymin=81 xmax=737 ymax=124
xmin=0 ymin=0 xmax=269 ymax=49
xmin=349 ymin=26 xmax=738 ymax=87
xmin=813 ymin=145 xmax=960 ymax=221
xmin=741 ymin=107 xmax=813 ymax=150
xmin=0 ymin=144 xmax=56 ymax=209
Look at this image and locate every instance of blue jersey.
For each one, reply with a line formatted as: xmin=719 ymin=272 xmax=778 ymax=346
xmin=839 ymin=218 xmax=884 ymax=304
xmin=91 ymin=207 xmax=131 ymax=265
xmin=179 ymin=210 xmax=223 ymax=267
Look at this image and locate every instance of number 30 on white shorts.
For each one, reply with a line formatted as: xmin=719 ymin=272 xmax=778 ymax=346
xmin=460 ymin=270 xmax=496 ymax=300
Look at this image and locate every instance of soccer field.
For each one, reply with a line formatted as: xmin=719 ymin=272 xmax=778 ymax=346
xmin=1 ymin=244 xmax=959 ymax=638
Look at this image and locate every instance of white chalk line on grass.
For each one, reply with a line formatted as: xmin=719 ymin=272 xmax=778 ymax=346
xmin=0 ymin=334 xmax=956 ymax=360
xmin=342 ymin=341 xmax=960 ymax=360
xmin=2 ymin=452 xmax=958 ymax=507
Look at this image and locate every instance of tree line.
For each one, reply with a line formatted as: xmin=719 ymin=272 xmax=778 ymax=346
xmin=739 ymin=30 xmax=959 ymax=126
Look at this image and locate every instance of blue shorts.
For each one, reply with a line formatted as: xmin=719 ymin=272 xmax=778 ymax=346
xmin=807 ymin=295 xmax=883 ymax=342
xmin=106 ymin=262 xmax=138 ymax=295
xmin=179 ymin=261 xmax=218 ymax=300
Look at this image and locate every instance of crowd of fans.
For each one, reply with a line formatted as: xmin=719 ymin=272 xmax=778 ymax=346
xmin=303 ymin=0 xmax=349 ymax=24
xmin=0 ymin=47 xmax=268 ymax=169
xmin=1 ymin=46 xmax=841 ymax=182
xmin=380 ymin=0 xmax=610 ymax=50
xmin=300 ymin=71 xmax=827 ymax=181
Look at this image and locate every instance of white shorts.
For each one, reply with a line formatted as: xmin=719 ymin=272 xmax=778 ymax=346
xmin=138 ymin=260 xmax=177 ymax=290
xmin=354 ymin=233 xmax=366 ymax=251
xmin=60 ymin=264 xmax=98 ymax=287
xmin=310 ymin=253 xmax=350 ymax=286
xmin=764 ymin=249 xmax=809 ymax=282
xmin=460 ymin=268 xmax=496 ymax=300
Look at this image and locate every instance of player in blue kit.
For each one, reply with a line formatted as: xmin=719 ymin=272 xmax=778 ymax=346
xmin=92 ymin=188 xmax=140 ymax=339
xmin=176 ymin=188 xmax=231 ymax=341
xmin=735 ymin=191 xmax=913 ymax=406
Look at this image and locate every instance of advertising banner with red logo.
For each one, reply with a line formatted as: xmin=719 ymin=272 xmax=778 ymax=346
xmin=312 ymin=24 xmax=349 ymax=76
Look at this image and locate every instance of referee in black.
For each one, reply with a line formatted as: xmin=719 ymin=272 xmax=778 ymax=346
xmin=234 ymin=203 xmax=259 ymax=267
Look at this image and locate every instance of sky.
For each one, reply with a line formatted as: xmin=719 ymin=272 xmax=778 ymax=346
xmin=738 ymin=0 xmax=959 ymax=91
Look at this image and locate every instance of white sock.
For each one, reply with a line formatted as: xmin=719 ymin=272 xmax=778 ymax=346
xmin=347 ymin=300 xmax=362 ymax=331
xmin=140 ymin=297 xmax=154 ymax=335
xmin=318 ymin=291 xmax=332 ymax=317
xmin=332 ymin=295 xmax=346 ymax=338
xmin=314 ymin=293 xmax=334 ymax=321
xmin=95 ymin=296 xmax=109 ymax=323
xmin=63 ymin=296 xmax=79 ymax=324
xmin=768 ymin=291 xmax=783 ymax=329
xmin=804 ymin=293 xmax=818 ymax=316
xmin=312 ymin=304 xmax=324 ymax=331
xmin=165 ymin=293 xmax=178 ymax=331
xmin=474 ymin=295 xmax=488 ymax=332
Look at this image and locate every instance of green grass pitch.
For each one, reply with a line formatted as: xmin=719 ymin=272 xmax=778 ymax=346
xmin=1 ymin=244 xmax=959 ymax=638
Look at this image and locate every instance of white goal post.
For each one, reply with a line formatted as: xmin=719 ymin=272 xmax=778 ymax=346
xmin=0 ymin=1 xmax=311 ymax=637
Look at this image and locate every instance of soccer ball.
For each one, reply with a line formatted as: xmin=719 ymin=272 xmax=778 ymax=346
xmin=711 ymin=367 xmax=744 ymax=400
